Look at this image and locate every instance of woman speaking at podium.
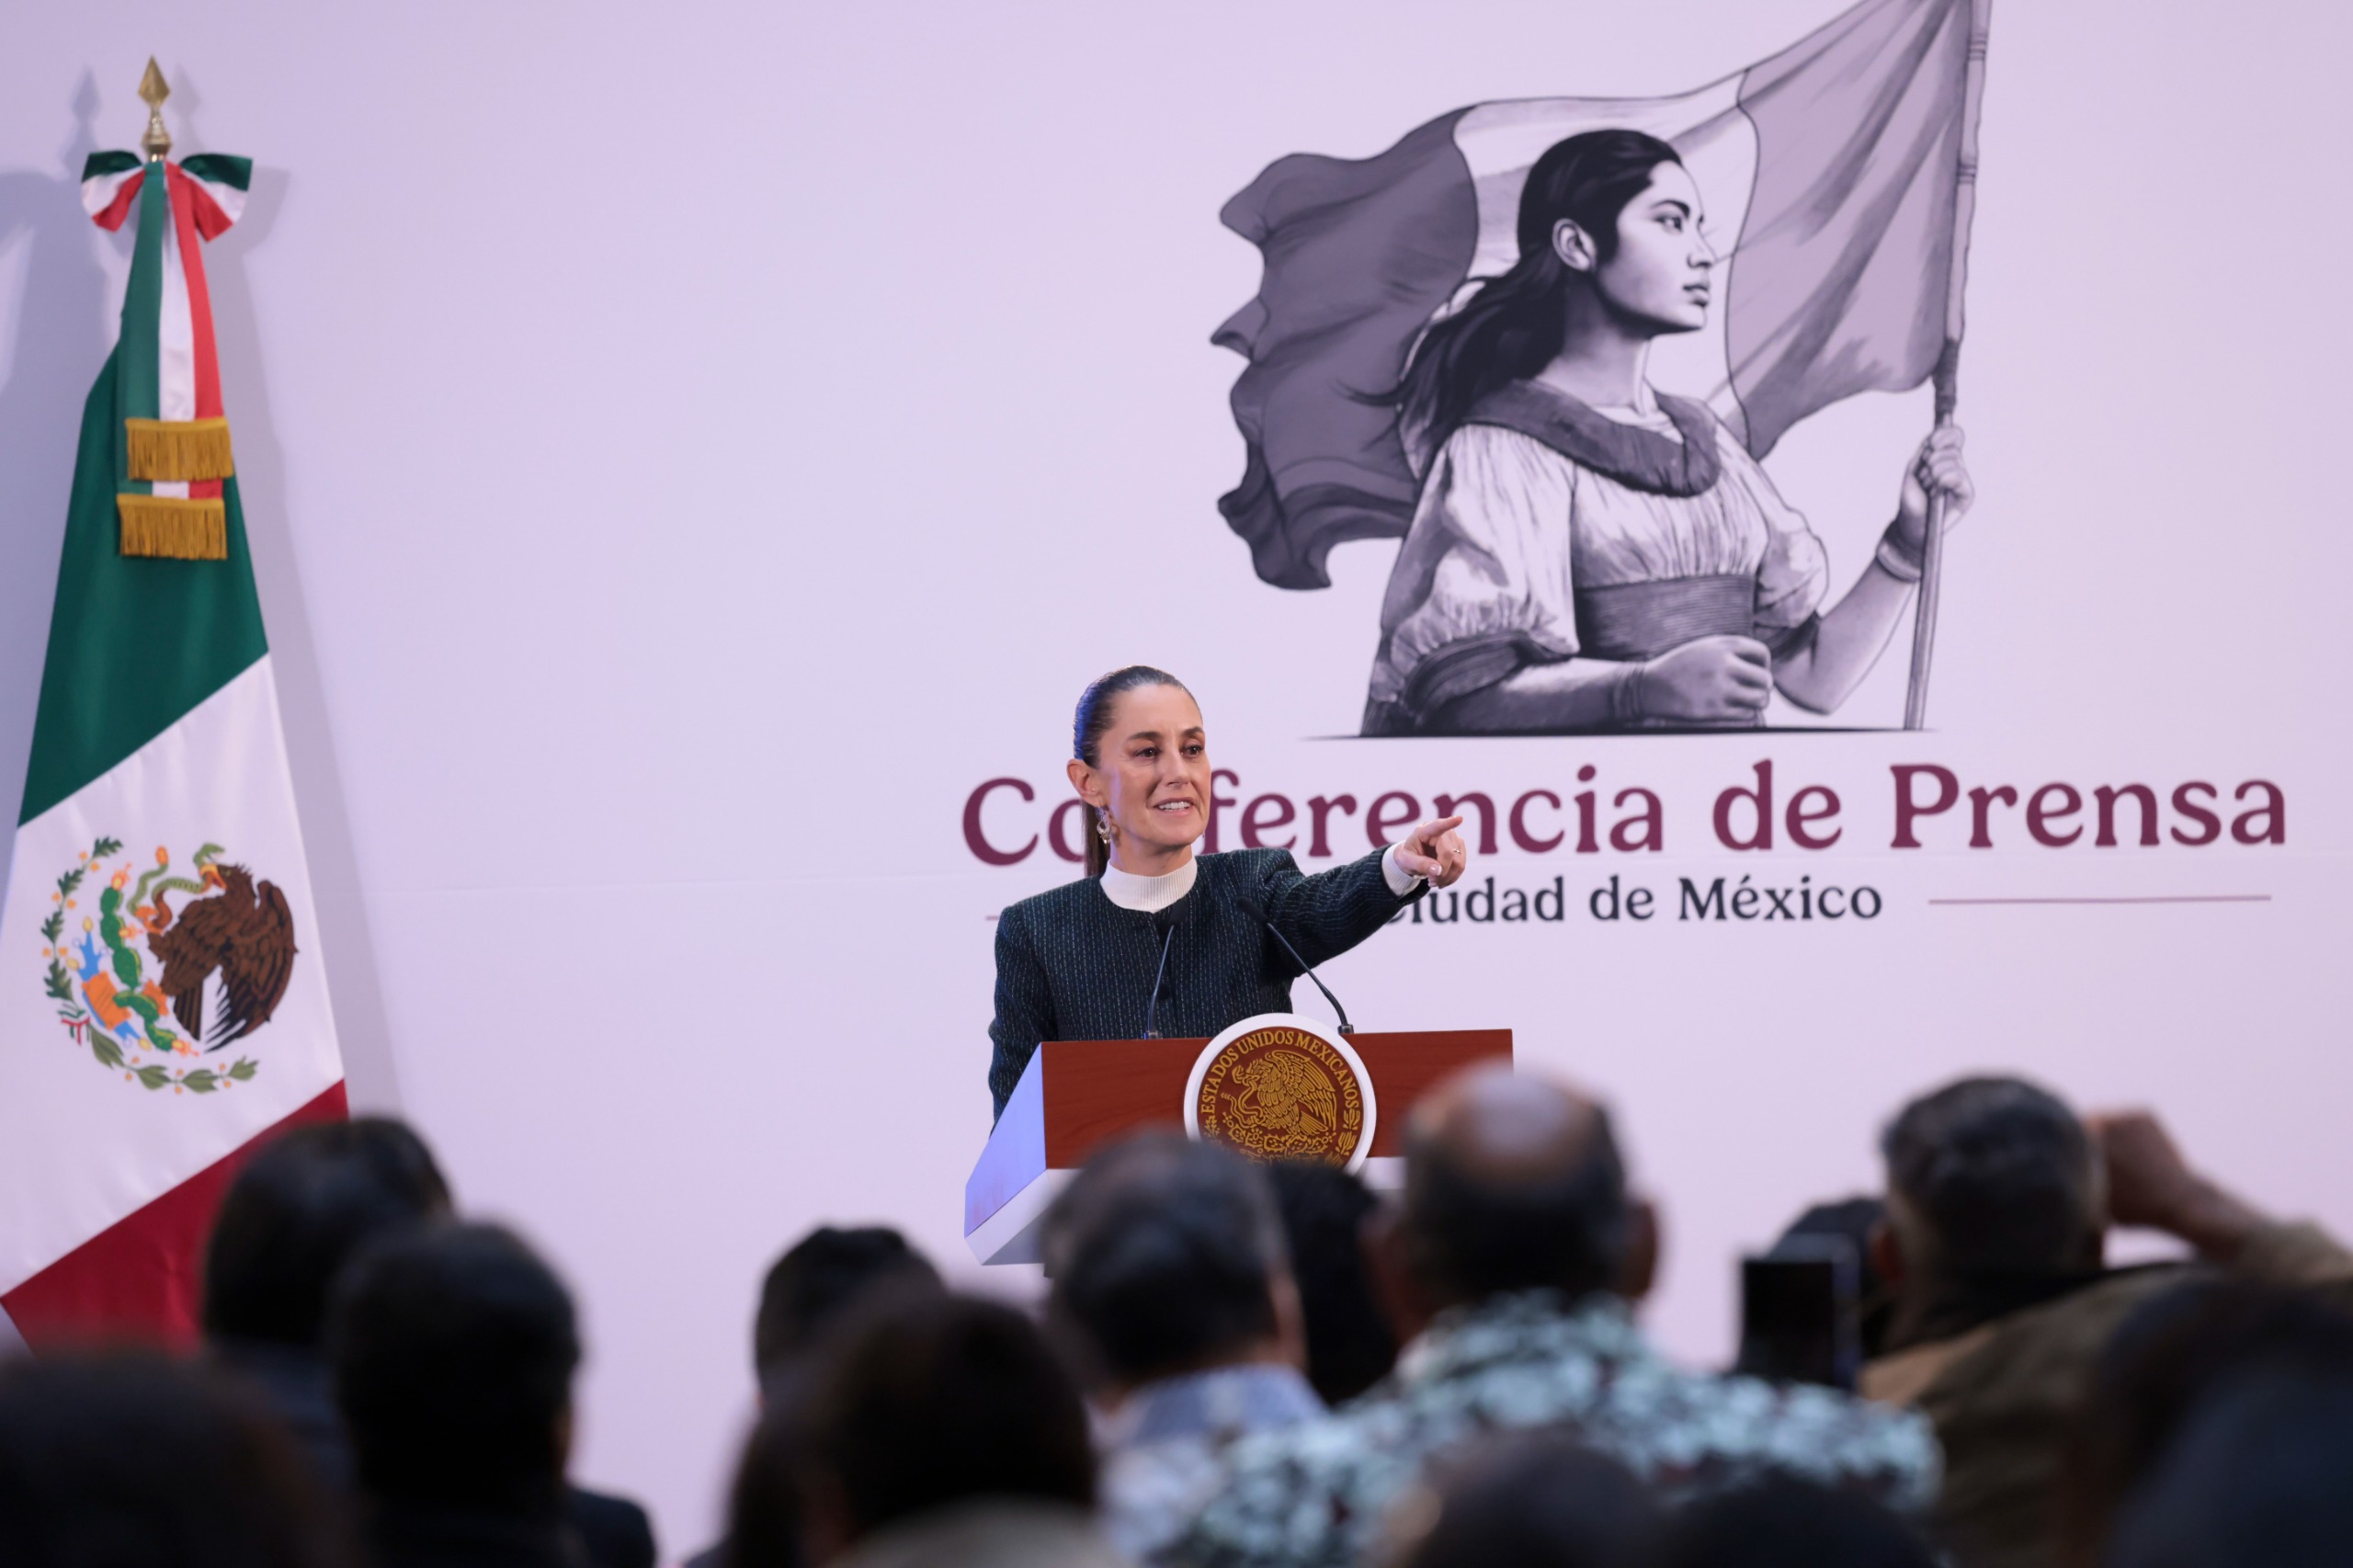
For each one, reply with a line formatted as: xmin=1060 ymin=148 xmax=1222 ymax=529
xmin=987 ymin=665 xmax=1470 ymax=1118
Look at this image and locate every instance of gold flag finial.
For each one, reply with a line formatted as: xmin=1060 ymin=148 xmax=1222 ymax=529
xmin=137 ymin=57 xmax=172 ymax=162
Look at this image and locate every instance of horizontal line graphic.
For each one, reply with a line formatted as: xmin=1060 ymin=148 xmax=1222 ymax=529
xmin=1927 ymin=895 xmax=2272 ymax=906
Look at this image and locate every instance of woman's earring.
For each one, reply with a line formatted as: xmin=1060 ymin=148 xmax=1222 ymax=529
xmin=1096 ymin=812 xmax=1113 ymax=844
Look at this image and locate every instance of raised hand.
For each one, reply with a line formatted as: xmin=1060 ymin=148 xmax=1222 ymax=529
xmin=1894 ymin=424 xmax=1974 ymax=552
xmin=2087 ymin=1108 xmax=2268 ymax=1261
xmin=1395 ymin=814 xmax=1469 ymax=888
xmin=1636 ymin=635 xmax=1772 ymax=723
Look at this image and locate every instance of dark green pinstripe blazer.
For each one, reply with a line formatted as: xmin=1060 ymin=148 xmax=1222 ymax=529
xmin=987 ymin=847 xmax=1420 ymax=1118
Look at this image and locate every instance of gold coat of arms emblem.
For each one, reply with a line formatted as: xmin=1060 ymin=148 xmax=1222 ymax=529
xmin=1185 ymin=1014 xmax=1376 ymax=1170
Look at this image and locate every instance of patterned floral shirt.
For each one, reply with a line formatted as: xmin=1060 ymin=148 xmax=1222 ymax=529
xmin=1167 ymin=1291 xmax=1939 ymax=1568
xmin=1097 ymin=1363 xmax=1326 ymax=1565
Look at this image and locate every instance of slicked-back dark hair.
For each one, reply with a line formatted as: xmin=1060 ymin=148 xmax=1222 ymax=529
xmin=1651 ymin=1472 xmax=1936 ymax=1568
xmin=1268 ymin=1159 xmax=1396 ymax=1403
xmin=754 ymin=1225 xmax=939 ymax=1379
xmin=724 ymin=1399 xmax=813 ymax=1568
xmin=328 ymin=1222 xmax=579 ymax=1514
xmin=1044 ymin=1131 xmax=1286 ymax=1386
xmin=1881 ymin=1076 xmax=2100 ymax=1278
xmin=1404 ymin=1104 xmax=1631 ymax=1302
xmin=1395 ymin=1432 xmax=1660 ymax=1568
xmin=1072 ymin=665 xmax=1193 ymax=878
xmin=1392 ymin=130 xmax=1685 ymax=453
xmin=203 ymin=1117 xmax=452 ymax=1348
xmin=804 ymin=1290 xmax=1094 ymax=1540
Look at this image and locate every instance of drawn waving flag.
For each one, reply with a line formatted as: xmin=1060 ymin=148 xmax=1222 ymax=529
xmin=1216 ymin=0 xmax=1986 ymax=588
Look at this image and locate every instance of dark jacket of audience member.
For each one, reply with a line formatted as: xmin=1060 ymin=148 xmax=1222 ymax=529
xmin=1267 ymin=1159 xmax=1398 ymax=1404
xmin=330 ymin=1221 xmax=597 ymax=1568
xmin=734 ymin=1289 xmax=1117 ymax=1568
xmin=1043 ymin=1133 xmax=1325 ymax=1562
xmin=2103 ymin=1368 xmax=2353 ymax=1568
xmin=0 ymin=1353 xmax=351 ymax=1568
xmin=2058 ymin=1280 xmax=2353 ymax=1567
xmin=1860 ymin=1078 xmax=2353 ymax=1568
xmin=205 ymin=1119 xmax=655 ymax=1568
xmin=1174 ymin=1065 xmax=1935 ymax=1568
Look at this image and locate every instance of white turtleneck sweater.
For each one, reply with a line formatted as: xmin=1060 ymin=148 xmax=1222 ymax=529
xmin=1099 ymin=846 xmax=1420 ymax=913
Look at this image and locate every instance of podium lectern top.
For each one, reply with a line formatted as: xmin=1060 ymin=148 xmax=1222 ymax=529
xmin=964 ymin=1028 xmax=1510 ymax=1265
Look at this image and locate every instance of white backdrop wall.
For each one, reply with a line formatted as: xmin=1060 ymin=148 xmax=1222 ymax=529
xmin=4 ymin=0 xmax=2349 ymax=1553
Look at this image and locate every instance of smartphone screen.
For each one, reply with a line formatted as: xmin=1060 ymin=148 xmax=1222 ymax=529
xmin=1736 ymin=1238 xmax=1861 ymax=1391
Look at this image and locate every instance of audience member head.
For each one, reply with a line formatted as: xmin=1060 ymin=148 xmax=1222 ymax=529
xmin=1269 ymin=1158 xmax=1398 ymax=1403
xmin=1649 ymin=1473 xmax=1937 ymax=1568
xmin=755 ymin=1225 xmax=940 ymax=1384
xmin=2106 ymin=1368 xmax=2353 ymax=1568
xmin=0 ymin=1353 xmax=348 ymax=1568
xmin=1393 ymin=1064 xmax=1652 ymax=1316
xmin=329 ymin=1221 xmax=579 ymax=1516
xmin=1378 ymin=1432 xmax=1658 ymax=1568
xmin=1877 ymin=1075 xmax=2102 ymax=1291
xmin=1043 ymin=1131 xmax=1299 ymax=1395
xmin=797 ymin=1290 xmax=1093 ymax=1557
xmin=202 ymin=1116 xmax=452 ymax=1350
xmin=726 ymin=1406 xmax=811 ymax=1568
xmin=2061 ymin=1280 xmax=2353 ymax=1567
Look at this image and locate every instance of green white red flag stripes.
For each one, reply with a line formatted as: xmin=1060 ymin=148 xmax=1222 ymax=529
xmin=0 ymin=142 xmax=343 ymax=1347
xmin=81 ymin=152 xmax=249 ymax=513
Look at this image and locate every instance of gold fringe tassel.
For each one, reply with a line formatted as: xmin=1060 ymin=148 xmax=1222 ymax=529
xmin=125 ymin=417 xmax=234 ymax=482
xmin=118 ymin=494 xmax=228 ymax=561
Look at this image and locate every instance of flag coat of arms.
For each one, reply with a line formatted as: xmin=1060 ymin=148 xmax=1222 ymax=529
xmin=1217 ymin=0 xmax=1988 ymax=590
xmin=0 ymin=138 xmax=345 ymax=1346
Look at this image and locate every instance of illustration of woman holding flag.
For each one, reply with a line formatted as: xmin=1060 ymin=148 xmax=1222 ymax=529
xmin=1360 ymin=130 xmax=1974 ymax=734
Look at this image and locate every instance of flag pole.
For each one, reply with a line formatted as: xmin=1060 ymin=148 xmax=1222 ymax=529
xmin=1903 ymin=0 xmax=1993 ymax=732
xmin=137 ymin=57 xmax=172 ymax=162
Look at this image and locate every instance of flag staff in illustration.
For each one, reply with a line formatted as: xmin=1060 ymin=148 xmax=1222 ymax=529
xmin=0 ymin=62 xmax=345 ymax=1348
xmin=1215 ymin=0 xmax=1990 ymax=733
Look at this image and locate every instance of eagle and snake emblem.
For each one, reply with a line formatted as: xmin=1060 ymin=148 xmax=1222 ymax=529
xmin=1222 ymin=1051 xmax=1345 ymax=1157
xmin=40 ymin=836 xmax=297 ymax=1096
xmin=1197 ymin=1026 xmax=1368 ymax=1165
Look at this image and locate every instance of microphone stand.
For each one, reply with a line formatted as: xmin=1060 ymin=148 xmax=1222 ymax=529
xmin=1261 ymin=923 xmax=1355 ymax=1030
xmin=1246 ymin=898 xmax=1355 ymax=1036
xmin=1142 ymin=916 xmax=1177 ymax=1040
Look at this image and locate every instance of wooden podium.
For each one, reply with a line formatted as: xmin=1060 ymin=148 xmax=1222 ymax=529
xmin=964 ymin=1028 xmax=1512 ymax=1264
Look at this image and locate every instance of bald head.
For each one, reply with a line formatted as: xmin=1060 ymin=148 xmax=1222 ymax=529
xmin=1402 ymin=1065 xmax=1631 ymax=1306
xmin=1412 ymin=1065 xmax=1608 ymax=1183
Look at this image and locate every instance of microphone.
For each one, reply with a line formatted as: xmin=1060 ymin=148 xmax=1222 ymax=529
xmin=1141 ymin=906 xmax=1178 ymax=1040
xmin=1239 ymin=890 xmax=1354 ymax=1035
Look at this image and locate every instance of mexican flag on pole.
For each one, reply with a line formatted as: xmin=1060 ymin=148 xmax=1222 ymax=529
xmin=0 ymin=136 xmax=345 ymax=1348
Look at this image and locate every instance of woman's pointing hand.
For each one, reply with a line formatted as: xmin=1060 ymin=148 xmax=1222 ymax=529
xmin=1396 ymin=815 xmax=1470 ymax=888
